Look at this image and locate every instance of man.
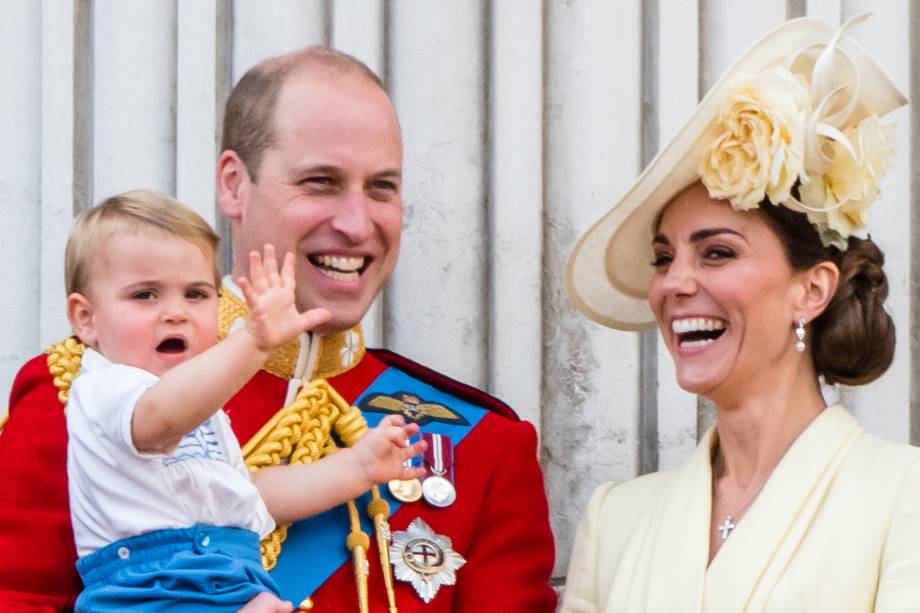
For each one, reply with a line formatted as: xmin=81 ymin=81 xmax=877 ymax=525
xmin=0 ymin=47 xmax=556 ymax=611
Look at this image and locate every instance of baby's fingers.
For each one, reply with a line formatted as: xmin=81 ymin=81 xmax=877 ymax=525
xmin=300 ymin=308 xmax=332 ymax=332
xmin=238 ymin=276 xmax=256 ymax=307
xmin=401 ymin=439 xmax=427 ymax=460
xmin=402 ymin=464 xmax=427 ymax=480
xmin=248 ymin=250 xmax=267 ymax=293
xmin=280 ymin=252 xmax=296 ymax=288
xmin=263 ymin=244 xmax=281 ymax=287
xmin=378 ymin=414 xmax=406 ymax=428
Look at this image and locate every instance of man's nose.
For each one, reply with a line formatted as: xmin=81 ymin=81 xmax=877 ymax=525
xmin=330 ymin=189 xmax=374 ymax=243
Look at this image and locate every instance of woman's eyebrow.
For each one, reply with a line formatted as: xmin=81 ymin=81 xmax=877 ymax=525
xmin=689 ymin=227 xmax=743 ymax=242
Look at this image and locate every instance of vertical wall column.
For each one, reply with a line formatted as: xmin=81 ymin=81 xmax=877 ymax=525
xmin=0 ymin=1 xmax=41 ymax=409
xmin=543 ymin=0 xmax=643 ymax=578
xmin=385 ymin=3 xmax=489 ymax=389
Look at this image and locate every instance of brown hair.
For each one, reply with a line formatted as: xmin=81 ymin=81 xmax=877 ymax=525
xmin=757 ymin=202 xmax=894 ymax=385
xmin=221 ymin=46 xmax=385 ymax=182
xmin=66 ymin=190 xmax=221 ymax=295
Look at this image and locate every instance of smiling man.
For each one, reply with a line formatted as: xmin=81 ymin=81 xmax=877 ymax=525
xmin=0 ymin=48 xmax=556 ymax=612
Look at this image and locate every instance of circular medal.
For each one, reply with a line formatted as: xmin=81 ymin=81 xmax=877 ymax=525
xmin=388 ymin=478 xmax=423 ymax=503
xmin=421 ymin=475 xmax=456 ymax=507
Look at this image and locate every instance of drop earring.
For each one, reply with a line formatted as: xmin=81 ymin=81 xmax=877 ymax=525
xmin=795 ymin=318 xmax=806 ymax=353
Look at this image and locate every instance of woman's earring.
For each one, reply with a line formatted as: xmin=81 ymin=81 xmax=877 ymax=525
xmin=795 ymin=318 xmax=807 ymax=353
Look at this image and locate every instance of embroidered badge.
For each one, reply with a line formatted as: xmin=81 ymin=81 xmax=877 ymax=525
xmin=163 ymin=417 xmax=226 ymax=466
xmin=339 ymin=330 xmax=360 ymax=367
xmin=360 ymin=392 xmax=469 ymax=426
xmin=390 ymin=518 xmax=466 ymax=603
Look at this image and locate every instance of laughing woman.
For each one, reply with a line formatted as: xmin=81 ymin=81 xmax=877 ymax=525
xmin=561 ymin=17 xmax=919 ymax=613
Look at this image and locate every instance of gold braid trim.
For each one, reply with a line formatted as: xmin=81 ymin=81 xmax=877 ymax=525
xmin=45 ymin=337 xmax=86 ymax=407
xmin=243 ymin=380 xmax=374 ymax=570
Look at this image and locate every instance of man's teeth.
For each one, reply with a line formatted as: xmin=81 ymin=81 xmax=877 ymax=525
xmin=671 ymin=318 xmax=726 ymax=334
xmin=314 ymin=255 xmax=365 ymax=272
xmin=311 ymin=254 xmax=364 ymax=282
xmin=320 ymin=268 xmax=359 ymax=282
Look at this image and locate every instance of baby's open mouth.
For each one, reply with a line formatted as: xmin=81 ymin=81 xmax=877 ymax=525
xmin=156 ymin=337 xmax=187 ymax=353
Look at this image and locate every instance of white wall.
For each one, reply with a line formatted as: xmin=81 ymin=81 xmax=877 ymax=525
xmin=1 ymin=0 xmax=917 ymax=584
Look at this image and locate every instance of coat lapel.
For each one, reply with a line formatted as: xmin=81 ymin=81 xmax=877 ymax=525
xmin=704 ymin=404 xmax=863 ymax=612
xmin=610 ymin=429 xmax=714 ymax=612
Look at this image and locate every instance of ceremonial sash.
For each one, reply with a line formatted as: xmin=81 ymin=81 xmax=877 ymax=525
xmin=268 ymin=365 xmax=488 ymax=604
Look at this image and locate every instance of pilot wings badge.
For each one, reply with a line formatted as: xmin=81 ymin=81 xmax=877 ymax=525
xmin=360 ymin=392 xmax=470 ymax=426
xmin=389 ymin=518 xmax=466 ymax=603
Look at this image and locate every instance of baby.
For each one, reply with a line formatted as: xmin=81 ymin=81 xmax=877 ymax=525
xmin=63 ymin=190 xmax=425 ymax=612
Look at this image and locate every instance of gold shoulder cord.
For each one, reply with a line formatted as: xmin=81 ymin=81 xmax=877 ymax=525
xmin=44 ymin=338 xmax=397 ymax=613
xmin=46 ymin=337 xmax=85 ymax=406
xmin=239 ymin=379 xmax=398 ymax=613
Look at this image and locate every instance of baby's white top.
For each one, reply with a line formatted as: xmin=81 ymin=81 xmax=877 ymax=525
xmin=66 ymin=348 xmax=275 ymax=557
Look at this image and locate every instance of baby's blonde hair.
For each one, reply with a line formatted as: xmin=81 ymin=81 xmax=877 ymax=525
xmin=65 ymin=190 xmax=220 ymax=295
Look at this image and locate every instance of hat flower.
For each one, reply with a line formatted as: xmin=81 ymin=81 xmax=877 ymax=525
xmin=699 ymin=67 xmax=811 ymax=211
xmin=698 ymin=14 xmax=897 ymax=250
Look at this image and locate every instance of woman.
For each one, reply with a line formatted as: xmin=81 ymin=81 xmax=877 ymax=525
xmin=562 ymin=17 xmax=919 ymax=613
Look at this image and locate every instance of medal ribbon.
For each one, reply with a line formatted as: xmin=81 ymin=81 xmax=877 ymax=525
xmin=269 ymin=366 xmax=486 ymax=605
xmin=424 ymin=432 xmax=454 ymax=481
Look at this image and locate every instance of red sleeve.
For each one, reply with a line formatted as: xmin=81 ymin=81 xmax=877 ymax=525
xmin=0 ymin=355 xmax=81 ymax=612
xmin=452 ymin=414 xmax=557 ymax=611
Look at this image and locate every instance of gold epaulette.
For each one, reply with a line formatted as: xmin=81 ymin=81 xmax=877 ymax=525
xmin=45 ymin=337 xmax=86 ymax=408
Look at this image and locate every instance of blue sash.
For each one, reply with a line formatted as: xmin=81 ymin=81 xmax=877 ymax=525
xmin=268 ymin=366 xmax=488 ymax=604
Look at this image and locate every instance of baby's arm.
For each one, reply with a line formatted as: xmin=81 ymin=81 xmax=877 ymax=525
xmin=253 ymin=415 xmax=427 ymax=524
xmin=132 ymin=246 xmax=331 ymax=454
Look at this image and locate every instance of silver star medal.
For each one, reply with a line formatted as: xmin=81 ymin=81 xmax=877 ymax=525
xmin=389 ymin=518 xmax=466 ymax=603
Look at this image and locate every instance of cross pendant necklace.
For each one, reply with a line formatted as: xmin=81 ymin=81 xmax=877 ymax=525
xmin=717 ymin=516 xmax=736 ymax=540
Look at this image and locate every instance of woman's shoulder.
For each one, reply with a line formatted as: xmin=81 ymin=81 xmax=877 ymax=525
xmin=850 ymin=431 xmax=920 ymax=476
xmin=848 ymin=431 xmax=920 ymax=496
xmin=581 ymin=468 xmax=680 ymax=529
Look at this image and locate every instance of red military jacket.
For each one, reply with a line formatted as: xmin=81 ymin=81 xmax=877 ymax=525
xmin=0 ymin=314 xmax=555 ymax=611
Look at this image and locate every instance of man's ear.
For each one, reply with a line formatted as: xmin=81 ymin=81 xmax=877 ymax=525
xmin=794 ymin=261 xmax=840 ymax=324
xmin=216 ymin=150 xmax=250 ymax=221
xmin=66 ymin=293 xmax=97 ymax=347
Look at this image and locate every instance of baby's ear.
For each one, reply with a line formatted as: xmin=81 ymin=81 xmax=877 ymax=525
xmin=66 ymin=293 xmax=97 ymax=346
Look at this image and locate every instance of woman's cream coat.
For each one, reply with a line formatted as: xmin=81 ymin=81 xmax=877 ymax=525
xmin=562 ymin=405 xmax=920 ymax=612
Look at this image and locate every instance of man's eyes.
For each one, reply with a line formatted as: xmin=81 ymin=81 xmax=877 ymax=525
xmin=301 ymin=176 xmax=337 ymax=187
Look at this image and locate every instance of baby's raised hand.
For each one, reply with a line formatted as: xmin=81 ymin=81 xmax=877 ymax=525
xmin=354 ymin=415 xmax=427 ymax=487
xmin=238 ymin=245 xmax=331 ymax=352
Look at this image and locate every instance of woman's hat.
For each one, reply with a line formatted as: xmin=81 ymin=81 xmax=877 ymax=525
xmin=565 ymin=16 xmax=907 ymax=331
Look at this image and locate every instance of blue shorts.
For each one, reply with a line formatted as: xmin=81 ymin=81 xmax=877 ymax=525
xmin=75 ymin=524 xmax=280 ymax=612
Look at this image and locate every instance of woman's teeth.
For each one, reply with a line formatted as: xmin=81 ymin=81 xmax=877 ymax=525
xmin=671 ymin=318 xmax=725 ymax=334
xmin=671 ymin=317 xmax=727 ymax=348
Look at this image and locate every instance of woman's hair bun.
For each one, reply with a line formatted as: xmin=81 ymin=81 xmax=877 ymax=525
xmin=811 ymin=237 xmax=895 ymax=386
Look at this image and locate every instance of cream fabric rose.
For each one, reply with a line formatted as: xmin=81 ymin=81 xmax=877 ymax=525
xmin=800 ymin=114 xmax=896 ymax=247
xmin=699 ymin=68 xmax=811 ymax=210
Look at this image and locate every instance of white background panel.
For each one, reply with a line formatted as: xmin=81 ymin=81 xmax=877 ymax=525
xmin=543 ymin=0 xmax=643 ymax=577
xmin=386 ymin=2 xmax=488 ymax=388
xmin=0 ymin=1 xmax=916 ymax=594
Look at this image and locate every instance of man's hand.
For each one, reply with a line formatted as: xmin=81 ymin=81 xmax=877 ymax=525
xmin=238 ymin=244 xmax=331 ymax=352
xmin=352 ymin=415 xmax=428 ymax=488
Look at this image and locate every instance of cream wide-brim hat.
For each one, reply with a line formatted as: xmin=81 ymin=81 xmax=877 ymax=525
xmin=565 ymin=17 xmax=907 ymax=331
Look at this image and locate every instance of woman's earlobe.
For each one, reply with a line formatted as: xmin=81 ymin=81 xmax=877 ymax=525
xmin=800 ymin=261 xmax=840 ymax=319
